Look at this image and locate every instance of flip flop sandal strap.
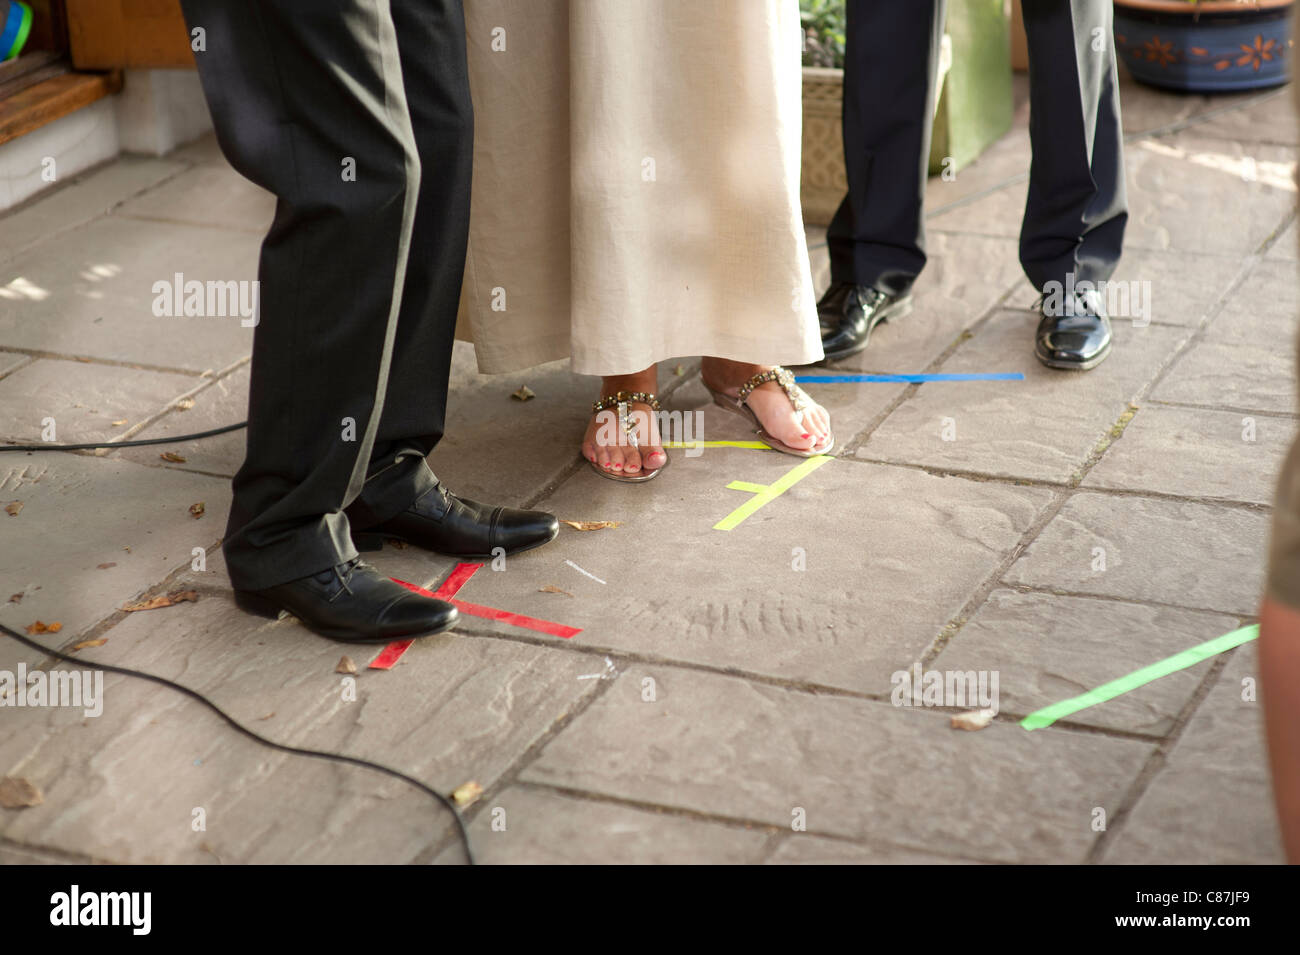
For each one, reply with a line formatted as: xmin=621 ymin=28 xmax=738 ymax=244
xmin=591 ymin=390 xmax=662 ymax=415
xmin=736 ymin=367 xmax=808 ymax=413
xmin=592 ymin=391 xmax=662 ymax=446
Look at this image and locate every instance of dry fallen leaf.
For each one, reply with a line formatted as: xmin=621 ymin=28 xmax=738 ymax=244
xmin=539 ymin=585 xmax=574 ymax=597
xmin=189 ymin=502 xmax=205 ymax=519
xmin=0 ymin=777 xmax=43 ymax=809
xmin=4 ymin=501 xmax=22 ymax=517
xmin=97 ymin=562 xmax=117 ymax=570
xmin=160 ymin=452 xmax=186 ymax=463
xmin=511 ymin=385 xmax=535 ymax=401
xmin=121 ymin=590 xmax=199 ymax=612
xmin=386 ymin=538 xmax=407 ymax=549
xmin=24 ymin=620 xmax=61 ymax=635
xmin=451 ymin=780 xmax=483 ymax=807
xmin=70 ymin=638 xmax=107 ymax=651
xmin=8 ymin=594 xmax=21 ymax=604
xmin=257 ymin=712 xmax=275 ymax=721
xmin=175 ymin=398 xmax=195 ymax=411
xmin=110 ymin=419 xmax=127 ymax=427
xmin=560 ymin=520 xmax=622 ymax=531
xmin=335 ymin=656 xmax=357 ymax=675
xmin=950 ymin=709 xmax=996 ymax=732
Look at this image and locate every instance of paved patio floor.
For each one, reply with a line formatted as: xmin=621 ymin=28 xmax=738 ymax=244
xmin=0 ymin=73 xmax=1294 ymax=863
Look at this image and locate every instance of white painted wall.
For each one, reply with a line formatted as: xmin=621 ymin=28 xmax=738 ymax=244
xmin=0 ymin=68 xmax=212 ymax=213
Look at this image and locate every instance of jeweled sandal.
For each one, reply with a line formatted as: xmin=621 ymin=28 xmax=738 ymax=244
xmin=704 ymin=366 xmax=834 ymax=457
xmin=587 ymin=391 xmax=669 ymax=483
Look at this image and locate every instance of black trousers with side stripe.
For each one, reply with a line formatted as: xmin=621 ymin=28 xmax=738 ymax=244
xmin=179 ymin=0 xmax=473 ymax=590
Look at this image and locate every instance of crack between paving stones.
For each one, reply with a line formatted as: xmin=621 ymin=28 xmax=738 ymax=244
xmin=1147 ymin=397 xmax=1299 ymax=420
xmin=506 ymin=780 xmax=1015 ymax=865
xmin=1082 ymin=641 xmax=1244 ymax=864
xmin=449 ymin=622 xmax=1169 ymax=745
xmin=0 ymin=152 xmax=216 ymax=268
xmin=413 ymin=665 xmax=620 ymax=864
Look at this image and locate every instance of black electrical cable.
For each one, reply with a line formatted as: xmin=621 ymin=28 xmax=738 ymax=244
xmin=0 ymin=621 xmax=475 ymax=865
xmin=0 ymin=421 xmax=247 ymax=453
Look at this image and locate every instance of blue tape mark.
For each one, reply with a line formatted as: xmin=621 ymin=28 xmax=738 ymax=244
xmin=795 ymin=373 xmax=1026 ymax=383
xmin=0 ymin=5 xmax=24 ymax=58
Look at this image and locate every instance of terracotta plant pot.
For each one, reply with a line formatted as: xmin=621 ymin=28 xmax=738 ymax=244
xmin=1114 ymin=0 xmax=1293 ymax=92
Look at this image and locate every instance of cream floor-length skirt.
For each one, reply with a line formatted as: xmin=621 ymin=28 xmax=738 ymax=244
xmin=455 ymin=0 xmax=823 ymax=376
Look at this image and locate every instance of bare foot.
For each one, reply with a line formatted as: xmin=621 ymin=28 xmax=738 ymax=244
xmin=700 ymin=357 xmax=831 ymax=452
xmin=581 ymin=364 xmax=667 ymax=476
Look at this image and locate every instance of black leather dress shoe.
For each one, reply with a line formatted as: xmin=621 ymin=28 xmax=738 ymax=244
xmin=352 ymin=482 xmax=559 ymax=558
xmin=818 ymin=282 xmax=913 ymax=362
xmin=234 ymin=557 xmax=458 ymax=643
xmin=1035 ymin=287 xmax=1113 ymax=371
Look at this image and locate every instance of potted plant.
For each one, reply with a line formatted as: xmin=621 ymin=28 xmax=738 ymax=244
xmin=799 ymin=0 xmax=1006 ymax=227
xmin=1113 ymin=0 xmax=1293 ymax=92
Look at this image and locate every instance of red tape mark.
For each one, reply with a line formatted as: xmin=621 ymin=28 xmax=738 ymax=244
xmin=368 ymin=562 xmax=581 ymax=669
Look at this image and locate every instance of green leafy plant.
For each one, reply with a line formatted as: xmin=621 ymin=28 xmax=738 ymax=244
xmin=800 ymin=0 xmax=846 ymax=69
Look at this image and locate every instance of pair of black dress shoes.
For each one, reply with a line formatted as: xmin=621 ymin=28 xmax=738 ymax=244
xmin=817 ymin=281 xmax=1112 ymax=370
xmin=234 ymin=483 xmax=558 ymax=644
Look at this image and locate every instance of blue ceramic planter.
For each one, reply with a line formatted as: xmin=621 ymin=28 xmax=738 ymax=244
xmin=1114 ymin=1 xmax=1292 ymax=93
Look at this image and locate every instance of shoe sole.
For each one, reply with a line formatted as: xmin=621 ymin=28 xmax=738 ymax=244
xmin=233 ymin=589 xmax=460 ymax=643
xmin=352 ymin=523 xmax=561 ymax=560
xmin=1034 ymin=341 xmax=1111 ymax=372
xmin=589 ymin=451 xmax=668 ymax=483
xmin=819 ymin=296 xmax=913 ymax=364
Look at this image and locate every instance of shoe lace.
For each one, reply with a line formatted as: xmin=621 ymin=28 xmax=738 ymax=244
xmin=332 ymin=558 xmax=358 ymax=599
xmin=860 ymin=287 xmax=889 ymax=311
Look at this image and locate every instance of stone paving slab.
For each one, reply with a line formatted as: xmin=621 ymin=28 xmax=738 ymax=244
xmin=521 ymin=665 xmax=1152 ymax=863
xmin=0 ymin=358 xmax=198 ymax=446
xmin=0 ymin=216 xmax=257 ymax=373
xmin=0 ymin=452 xmax=229 ymax=640
xmin=0 ymin=842 xmax=68 ymax=864
xmin=860 ymin=313 xmax=1187 ymax=483
xmin=444 ymin=456 xmax=1048 ymax=695
xmin=824 ymin=233 xmax=1025 ymax=376
xmin=427 ymin=344 xmax=609 ymax=507
xmin=113 ymin=365 xmax=249 ymax=478
xmin=0 ymin=593 xmax=600 ymax=863
xmin=1199 ymin=257 xmax=1298 ymax=345
xmin=1004 ymin=491 xmax=1270 ymax=616
xmin=1004 ymin=245 xmax=1248 ymax=328
xmin=1122 ymin=134 xmax=1296 ymax=256
xmin=1116 ymin=76 xmax=1207 ymax=137
xmin=1083 ymin=403 xmax=1294 ymax=506
xmin=0 ymin=351 xmax=31 ymax=379
xmin=1266 ymin=218 xmax=1297 ymax=260
xmin=1186 ymin=87 xmax=1298 ymax=147
xmin=925 ymin=127 xmax=1030 ymax=217
xmin=433 ymin=784 xmax=772 ymax=864
xmin=0 ymin=156 xmax=186 ymax=266
xmin=1151 ymin=338 xmax=1296 ymax=415
xmin=765 ymin=833 xmax=979 ymax=864
xmin=1101 ymin=643 xmax=1285 ymax=864
xmin=934 ymin=589 xmax=1239 ymax=737
xmin=115 ymin=163 xmax=274 ymax=235
xmin=930 ymin=133 xmax=1295 ymax=259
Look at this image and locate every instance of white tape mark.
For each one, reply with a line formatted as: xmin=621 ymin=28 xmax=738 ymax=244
xmin=565 ymin=559 xmax=606 ymax=585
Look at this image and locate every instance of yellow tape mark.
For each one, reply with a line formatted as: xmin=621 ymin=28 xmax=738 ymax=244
xmin=713 ymin=455 xmax=834 ymax=531
xmin=662 ymin=440 xmax=771 ymax=450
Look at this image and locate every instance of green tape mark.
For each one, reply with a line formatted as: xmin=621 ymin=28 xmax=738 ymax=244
xmin=713 ymin=455 xmax=833 ymax=531
xmin=1020 ymin=624 xmax=1259 ymax=731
